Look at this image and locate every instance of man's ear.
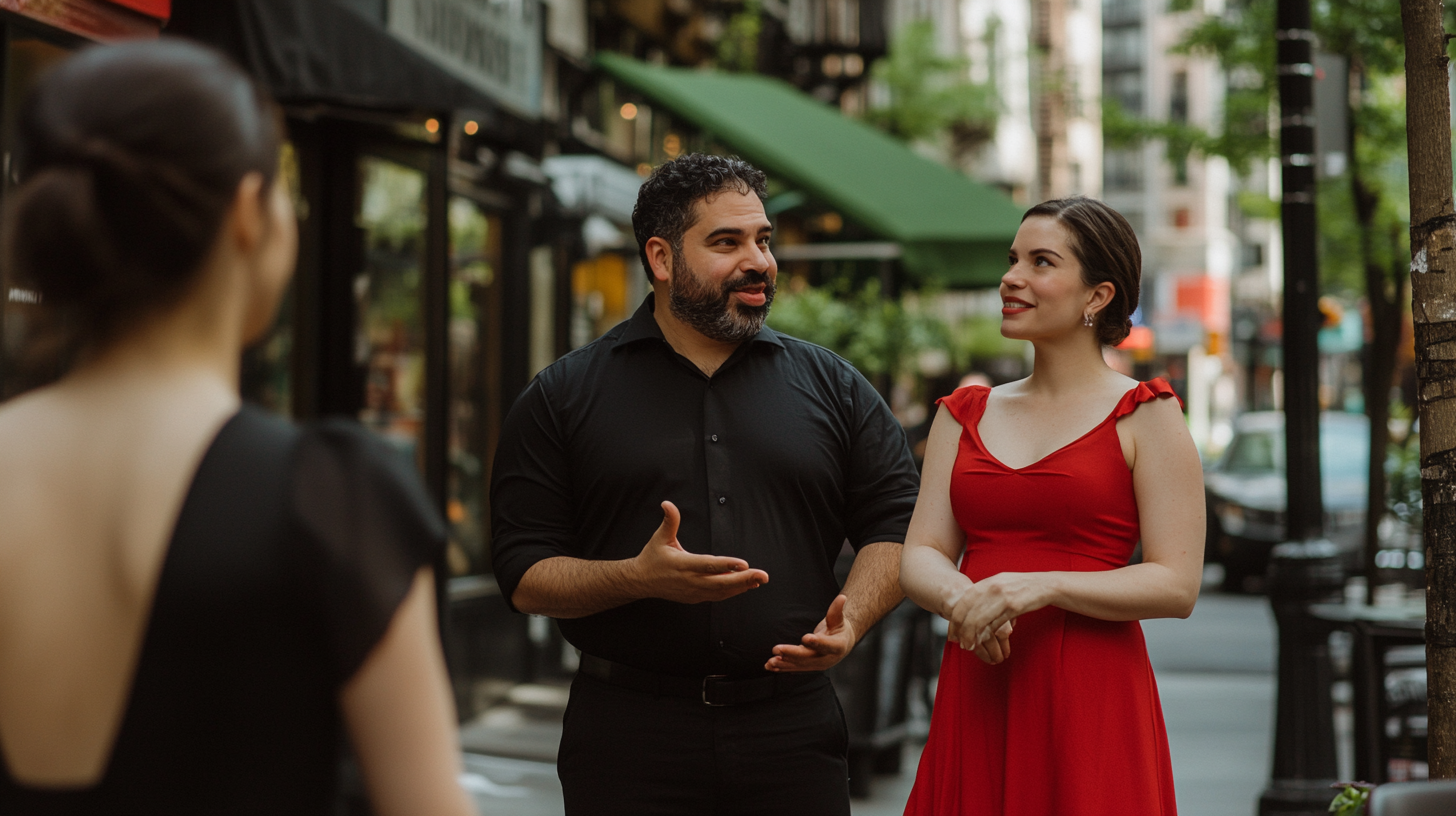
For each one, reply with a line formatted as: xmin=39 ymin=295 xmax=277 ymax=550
xmin=645 ymin=237 xmax=673 ymax=283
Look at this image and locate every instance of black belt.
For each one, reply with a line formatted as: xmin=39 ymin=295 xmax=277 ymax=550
xmin=578 ymin=653 xmax=823 ymax=706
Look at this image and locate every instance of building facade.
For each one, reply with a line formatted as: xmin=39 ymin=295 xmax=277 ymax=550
xmin=1101 ymin=0 xmax=1255 ymax=451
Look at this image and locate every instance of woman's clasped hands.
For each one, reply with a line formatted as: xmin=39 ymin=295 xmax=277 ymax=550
xmin=944 ymin=572 xmax=1053 ymax=665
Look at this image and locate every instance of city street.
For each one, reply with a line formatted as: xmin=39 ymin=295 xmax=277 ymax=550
xmin=2 ymin=2 xmax=1439 ymax=814
xmin=462 ymin=579 xmax=1281 ymax=816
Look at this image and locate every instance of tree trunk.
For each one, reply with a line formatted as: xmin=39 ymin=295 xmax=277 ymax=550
xmin=1399 ymin=0 xmax=1456 ymax=780
xmin=1349 ymin=55 xmax=1404 ymax=602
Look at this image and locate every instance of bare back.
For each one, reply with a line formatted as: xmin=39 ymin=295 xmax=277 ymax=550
xmin=0 ymin=374 xmax=236 ymax=786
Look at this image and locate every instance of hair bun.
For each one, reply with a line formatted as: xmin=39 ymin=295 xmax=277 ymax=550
xmin=4 ymin=39 xmax=280 ymax=363
xmin=8 ymin=165 xmax=113 ymax=303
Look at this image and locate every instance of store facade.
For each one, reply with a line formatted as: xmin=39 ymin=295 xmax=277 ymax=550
xmin=167 ymin=0 xmax=563 ymax=719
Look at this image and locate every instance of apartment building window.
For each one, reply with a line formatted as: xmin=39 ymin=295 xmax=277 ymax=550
xmin=1242 ymin=243 xmax=1264 ymax=268
xmin=1105 ymin=71 xmax=1144 ymax=114
xmin=1066 ymin=76 xmax=1082 ymax=118
xmin=1172 ymin=153 xmax=1189 ymax=186
xmin=1102 ymin=0 xmax=1140 ymax=25
xmin=1104 ymin=149 xmax=1144 ymax=191
xmin=1170 ymin=71 xmax=1188 ymax=123
xmin=789 ymin=0 xmax=862 ymax=46
xmin=1103 ymin=26 xmax=1142 ymax=71
xmin=827 ymin=0 xmax=860 ymax=46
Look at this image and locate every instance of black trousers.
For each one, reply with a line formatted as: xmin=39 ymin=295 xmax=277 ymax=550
xmin=558 ymin=671 xmax=851 ymax=816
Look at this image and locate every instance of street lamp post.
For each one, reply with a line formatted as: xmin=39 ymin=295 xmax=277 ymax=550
xmin=1257 ymin=0 xmax=1345 ymax=813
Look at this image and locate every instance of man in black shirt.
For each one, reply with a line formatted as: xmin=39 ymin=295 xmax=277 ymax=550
xmin=490 ymin=154 xmax=919 ymax=815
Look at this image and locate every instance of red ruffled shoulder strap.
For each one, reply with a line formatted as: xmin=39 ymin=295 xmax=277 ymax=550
xmin=936 ymin=384 xmax=991 ymax=427
xmin=1112 ymin=377 xmax=1183 ymax=419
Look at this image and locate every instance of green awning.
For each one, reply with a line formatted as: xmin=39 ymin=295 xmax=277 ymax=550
xmin=596 ymin=52 xmax=1025 ymax=287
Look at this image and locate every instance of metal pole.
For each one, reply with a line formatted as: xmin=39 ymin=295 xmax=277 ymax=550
xmin=1277 ymin=3 xmax=1322 ymax=547
xmin=1258 ymin=0 xmax=1345 ymax=812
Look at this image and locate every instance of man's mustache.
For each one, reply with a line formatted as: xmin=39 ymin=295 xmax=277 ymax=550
xmin=724 ymin=271 xmax=774 ymax=293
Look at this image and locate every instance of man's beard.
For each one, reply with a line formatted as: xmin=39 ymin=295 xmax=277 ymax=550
xmin=667 ymin=251 xmax=775 ymax=343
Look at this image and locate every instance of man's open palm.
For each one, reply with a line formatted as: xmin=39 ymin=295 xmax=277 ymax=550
xmin=765 ymin=594 xmax=857 ymax=672
xmin=635 ymin=501 xmax=769 ymax=604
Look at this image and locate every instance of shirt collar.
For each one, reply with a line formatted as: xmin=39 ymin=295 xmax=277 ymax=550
xmin=612 ymin=293 xmax=786 ymax=351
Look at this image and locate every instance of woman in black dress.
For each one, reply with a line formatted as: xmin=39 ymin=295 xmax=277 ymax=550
xmin=0 ymin=41 xmax=477 ymax=815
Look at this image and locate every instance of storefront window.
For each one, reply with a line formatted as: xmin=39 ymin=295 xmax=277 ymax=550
xmin=447 ymin=196 xmax=502 ymax=576
xmin=570 ymin=252 xmax=632 ymax=347
xmin=0 ymin=34 xmax=74 ymax=401
xmin=356 ymin=156 xmax=428 ymax=464
xmin=240 ymin=142 xmax=301 ymax=415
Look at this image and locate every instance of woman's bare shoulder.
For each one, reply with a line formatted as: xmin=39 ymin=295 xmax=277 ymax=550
xmin=0 ymin=387 xmax=71 ymax=470
xmin=1120 ymin=386 xmax=1196 ymax=454
xmin=988 ymin=377 xmax=1030 ymax=396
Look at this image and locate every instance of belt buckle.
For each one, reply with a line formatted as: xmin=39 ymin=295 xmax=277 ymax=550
xmin=701 ymin=674 xmax=730 ymax=706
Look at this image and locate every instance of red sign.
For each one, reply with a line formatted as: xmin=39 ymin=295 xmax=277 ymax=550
xmin=1116 ymin=325 xmax=1155 ymax=352
xmin=106 ymin=0 xmax=168 ymax=19
xmin=1173 ymin=274 xmax=1231 ymax=334
xmin=0 ymin=0 xmax=166 ymax=41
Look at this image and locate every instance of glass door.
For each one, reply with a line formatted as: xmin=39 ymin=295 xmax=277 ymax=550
xmin=355 ymin=155 xmax=430 ymax=465
xmin=445 ymin=195 xmax=502 ymax=577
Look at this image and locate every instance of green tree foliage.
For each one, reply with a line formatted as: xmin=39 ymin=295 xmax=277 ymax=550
xmin=716 ymin=0 xmax=761 ymax=73
xmin=865 ymin=21 xmax=998 ymax=149
xmin=1103 ymin=0 xmax=1273 ymax=172
xmin=1119 ymin=0 xmax=1408 ymax=214
xmin=948 ymin=314 xmax=1025 ymax=373
xmin=1328 ymin=782 xmax=1373 ymax=816
xmin=767 ymin=279 xmax=949 ymax=378
xmin=1164 ymin=0 xmax=1277 ymax=174
xmin=1115 ymin=0 xmax=1411 ymax=294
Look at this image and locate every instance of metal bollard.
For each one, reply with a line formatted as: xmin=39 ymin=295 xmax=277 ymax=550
xmin=1257 ymin=539 xmax=1345 ymax=815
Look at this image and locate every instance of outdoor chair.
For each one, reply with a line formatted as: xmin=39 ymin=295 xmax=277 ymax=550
xmin=1368 ymin=779 xmax=1456 ymax=816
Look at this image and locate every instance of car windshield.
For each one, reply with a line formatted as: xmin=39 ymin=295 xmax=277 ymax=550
xmin=1223 ymin=430 xmax=1283 ymax=473
xmin=1221 ymin=422 xmax=1369 ymax=481
xmin=1319 ymin=423 xmax=1369 ymax=480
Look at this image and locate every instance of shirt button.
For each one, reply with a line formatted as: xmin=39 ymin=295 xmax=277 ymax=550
xmin=718 ymin=496 xmax=727 ymax=505
xmin=711 ymin=434 xmax=719 ymax=442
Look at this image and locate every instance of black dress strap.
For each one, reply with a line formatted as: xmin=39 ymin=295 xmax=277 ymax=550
xmin=292 ymin=419 xmax=446 ymax=686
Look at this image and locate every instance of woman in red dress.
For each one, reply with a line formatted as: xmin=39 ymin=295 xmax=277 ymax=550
xmin=900 ymin=197 xmax=1206 ymax=816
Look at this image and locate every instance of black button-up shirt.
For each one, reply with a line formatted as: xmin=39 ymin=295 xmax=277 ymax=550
xmin=490 ymin=295 xmax=919 ymax=678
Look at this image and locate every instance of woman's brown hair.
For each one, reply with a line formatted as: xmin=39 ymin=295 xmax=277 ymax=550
xmin=1022 ymin=197 xmax=1141 ymax=346
xmin=4 ymin=39 xmax=281 ymax=371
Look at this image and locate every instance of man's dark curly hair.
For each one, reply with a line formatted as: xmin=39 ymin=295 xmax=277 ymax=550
xmin=631 ymin=153 xmax=768 ymax=280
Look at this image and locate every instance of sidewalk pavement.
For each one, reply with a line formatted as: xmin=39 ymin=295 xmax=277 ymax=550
xmin=462 ymin=586 xmax=1281 ymax=816
xmin=1142 ymin=591 xmax=1277 ymax=816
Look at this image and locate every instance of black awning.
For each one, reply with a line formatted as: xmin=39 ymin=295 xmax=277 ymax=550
xmin=166 ymin=0 xmax=504 ymax=115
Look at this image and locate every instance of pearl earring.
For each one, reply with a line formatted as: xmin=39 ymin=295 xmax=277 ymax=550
xmin=1083 ymin=312 xmax=1095 ymax=328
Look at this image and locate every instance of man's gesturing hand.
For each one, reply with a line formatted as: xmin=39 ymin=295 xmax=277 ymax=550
xmin=632 ymin=501 xmax=769 ymax=604
xmin=765 ymin=594 xmax=857 ymax=672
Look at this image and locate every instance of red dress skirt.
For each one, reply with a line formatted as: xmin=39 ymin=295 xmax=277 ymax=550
xmin=903 ymin=380 xmax=1180 ymax=816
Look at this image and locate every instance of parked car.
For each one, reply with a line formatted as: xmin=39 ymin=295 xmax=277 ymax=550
xmin=1204 ymin=411 xmax=1370 ymax=592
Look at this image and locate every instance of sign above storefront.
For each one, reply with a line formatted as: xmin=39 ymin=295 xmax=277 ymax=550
xmin=387 ymin=0 xmax=542 ymax=118
xmin=0 ymin=0 xmax=166 ymax=40
xmin=106 ymin=0 xmax=168 ymax=18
